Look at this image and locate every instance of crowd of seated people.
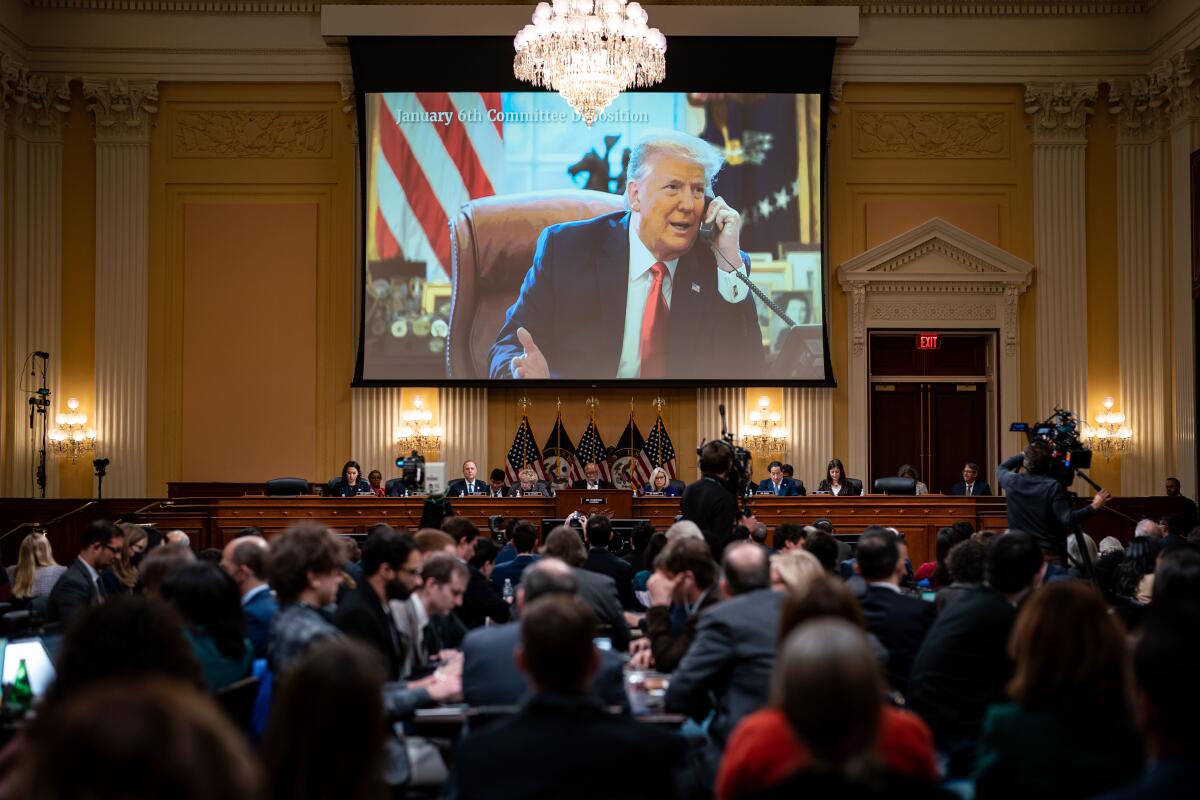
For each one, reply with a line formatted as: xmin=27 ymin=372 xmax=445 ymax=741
xmin=3 ymin=477 xmax=1200 ymax=800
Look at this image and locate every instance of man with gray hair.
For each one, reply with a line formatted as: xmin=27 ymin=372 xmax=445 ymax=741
xmin=488 ymin=128 xmax=764 ymax=380
xmin=666 ymin=519 xmax=704 ymax=542
xmin=1134 ymin=518 xmax=1163 ymax=540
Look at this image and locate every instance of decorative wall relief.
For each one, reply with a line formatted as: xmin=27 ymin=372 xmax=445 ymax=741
xmin=853 ymin=111 xmax=1008 ymax=158
xmin=172 ymin=110 xmax=330 ymax=158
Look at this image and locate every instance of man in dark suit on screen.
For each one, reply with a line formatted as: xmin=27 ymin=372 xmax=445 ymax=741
xmin=488 ymin=129 xmax=764 ymax=380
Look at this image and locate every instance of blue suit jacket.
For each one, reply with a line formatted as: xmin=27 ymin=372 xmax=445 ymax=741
xmin=757 ymin=477 xmax=805 ymax=496
xmin=488 ymin=211 xmax=765 ymax=379
xmin=491 ymin=554 xmax=540 ymax=594
xmin=949 ymin=480 xmax=992 ymax=496
xmin=242 ymin=587 xmax=279 ymax=661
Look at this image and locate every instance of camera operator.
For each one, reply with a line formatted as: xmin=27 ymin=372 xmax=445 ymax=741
xmin=997 ymin=441 xmax=1110 ymax=563
xmin=682 ymin=441 xmax=757 ymax=553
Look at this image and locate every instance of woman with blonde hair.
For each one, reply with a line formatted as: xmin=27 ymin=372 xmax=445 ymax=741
xmin=641 ymin=467 xmax=681 ymax=497
xmin=10 ymin=532 xmax=66 ymax=602
xmin=770 ymin=549 xmax=824 ymax=595
xmin=104 ymin=524 xmax=148 ymax=594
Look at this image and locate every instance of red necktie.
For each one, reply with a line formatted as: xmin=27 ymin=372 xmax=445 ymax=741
xmin=639 ymin=262 xmax=669 ymax=378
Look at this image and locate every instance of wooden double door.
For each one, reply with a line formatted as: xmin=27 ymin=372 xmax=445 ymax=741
xmin=869 ymin=333 xmax=992 ymax=494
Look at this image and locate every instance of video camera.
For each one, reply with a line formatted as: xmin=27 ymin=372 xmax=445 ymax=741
xmin=393 ymin=450 xmax=426 ymax=492
xmin=1010 ymin=407 xmax=1092 ymax=485
xmin=697 ymin=403 xmax=754 ymax=508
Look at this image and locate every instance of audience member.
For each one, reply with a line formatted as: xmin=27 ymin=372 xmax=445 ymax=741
xmin=642 ymin=537 xmax=722 ymax=673
xmin=138 ymin=542 xmax=196 ymax=600
xmin=935 ymin=538 xmax=987 ymax=612
xmin=1115 ymin=536 xmax=1161 ymax=606
xmin=666 ymin=519 xmax=704 ymax=542
xmin=541 ymin=526 xmax=630 ymax=651
xmin=490 ymin=520 xmax=540 ymax=593
xmin=1135 ymin=518 xmax=1163 ymax=540
xmin=803 ymin=529 xmax=840 ymax=574
xmin=26 ymin=680 xmax=261 ymax=800
xmin=219 ymin=536 xmax=276 ymax=660
xmin=733 ymin=620 xmax=946 ymax=799
xmin=46 ymin=519 xmax=125 ymax=625
xmin=1065 ymin=530 xmax=1100 ymax=577
xmin=769 ymin=548 xmax=823 ymax=594
xmin=413 ymin=528 xmax=456 ymax=556
xmin=450 ymin=595 xmax=684 ymax=800
xmin=458 ymin=536 xmax=511 ymax=629
xmin=165 ymin=529 xmax=192 ymax=548
xmin=582 ymin=515 xmax=637 ymax=610
xmin=973 ymin=581 xmax=1143 ymax=798
xmin=1160 ymin=512 xmax=1185 ymax=548
xmin=197 ymin=548 xmax=223 ymax=565
xmin=1149 ymin=546 xmax=1200 ymax=618
xmin=1099 ymin=535 xmax=1125 ymax=556
xmin=461 ymin=559 xmax=626 ymax=708
xmin=338 ymin=536 xmax=364 ymax=588
xmin=623 ymin=521 xmax=656 ymax=573
xmin=9 ymin=532 xmax=66 ymax=605
xmin=771 ymin=522 xmax=807 ymax=553
xmin=494 ymin=516 xmax=520 ymax=564
xmin=856 ymin=529 xmax=936 ymax=695
xmin=162 ymin=562 xmax=253 ymax=690
xmin=632 ymin=531 xmax=668 ymax=596
xmin=234 ymin=527 xmax=264 ymax=539
xmin=262 ymin=640 xmax=388 ymax=800
xmin=102 ymin=524 xmax=146 ymax=595
xmin=441 ymin=516 xmax=479 ymax=561
xmin=907 ymin=530 xmax=1045 ymax=778
xmin=266 ymin=523 xmax=345 ymax=672
xmin=391 ymin=552 xmax=469 ymax=678
xmin=914 ymin=526 xmax=966 ymax=588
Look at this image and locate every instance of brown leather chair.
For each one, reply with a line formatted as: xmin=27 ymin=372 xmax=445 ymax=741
xmin=446 ymin=189 xmax=625 ymax=379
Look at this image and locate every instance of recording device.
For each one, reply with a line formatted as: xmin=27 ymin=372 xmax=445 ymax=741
xmin=697 ymin=403 xmax=754 ymax=516
xmin=93 ymin=457 xmax=110 ymax=500
xmin=393 ymin=450 xmax=426 ymax=492
xmin=1010 ymin=407 xmax=1093 ymax=485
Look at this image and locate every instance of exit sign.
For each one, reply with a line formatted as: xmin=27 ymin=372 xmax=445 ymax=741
xmin=917 ymin=333 xmax=941 ymax=350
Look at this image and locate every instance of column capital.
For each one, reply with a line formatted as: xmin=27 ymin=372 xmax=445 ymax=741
xmin=83 ymin=78 xmax=159 ymax=143
xmin=1153 ymin=48 xmax=1200 ymax=129
xmin=7 ymin=69 xmax=70 ymax=141
xmin=1024 ymin=81 xmax=1098 ymax=144
xmin=1109 ymin=78 xmax=1168 ymax=144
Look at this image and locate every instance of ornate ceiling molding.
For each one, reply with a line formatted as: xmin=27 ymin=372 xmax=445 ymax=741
xmin=84 ymin=78 xmax=160 ymax=142
xmin=1024 ymin=81 xmax=1099 ymax=143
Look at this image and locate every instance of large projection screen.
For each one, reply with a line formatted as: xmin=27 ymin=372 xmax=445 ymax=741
xmin=351 ymin=36 xmax=836 ymax=387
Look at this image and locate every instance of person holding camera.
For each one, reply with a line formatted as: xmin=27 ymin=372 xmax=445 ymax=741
xmin=682 ymin=441 xmax=759 ymax=552
xmin=996 ymin=441 xmax=1110 ymax=563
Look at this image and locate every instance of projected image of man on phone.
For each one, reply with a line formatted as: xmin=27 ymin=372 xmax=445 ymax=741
xmin=489 ymin=129 xmax=765 ymax=380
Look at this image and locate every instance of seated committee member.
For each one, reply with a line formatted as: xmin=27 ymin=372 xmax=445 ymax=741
xmin=757 ymin=460 xmax=805 ymax=496
xmin=949 ymin=462 xmax=992 ymax=496
xmin=897 ymin=464 xmax=929 ymax=495
xmin=328 ymin=460 xmax=370 ymax=497
xmin=512 ymin=467 xmax=552 ymax=496
xmin=572 ymin=462 xmax=615 ymax=491
xmin=486 ymin=468 xmax=509 ymax=498
xmin=446 ymin=460 xmax=487 ymax=497
xmin=366 ymin=469 xmax=386 ymax=497
xmin=816 ymin=458 xmax=859 ymax=496
xmin=488 ymin=129 xmax=765 ymax=381
xmin=642 ymin=467 xmax=680 ymax=497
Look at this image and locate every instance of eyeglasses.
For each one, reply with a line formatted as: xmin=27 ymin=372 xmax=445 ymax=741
xmin=102 ymin=544 xmax=122 ymax=555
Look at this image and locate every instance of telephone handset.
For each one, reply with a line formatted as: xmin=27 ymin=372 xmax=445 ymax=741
xmin=699 ymin=195 xmax=716 ymax=243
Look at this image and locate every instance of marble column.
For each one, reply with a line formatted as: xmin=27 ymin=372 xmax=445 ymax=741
xmin=1025 ymin=81 xmax=1097 ymax=491
xmin=85 ymin=79 xmax=158 ymax=498
xmin=783 ymin=387 xmax=833 ymax=490
xmin=442 ymin=387 xmax=488 ymax=476
xmin=6 ymin=72 xmax=69 ymax=497
xmin=1110 ymin=81 xmax=1170 ymax=496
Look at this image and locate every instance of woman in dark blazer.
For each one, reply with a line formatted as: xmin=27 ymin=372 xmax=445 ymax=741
xmin=816 ymin=458 xmax=860 ymax=496
xmin=641 ymin=467 xmax=681 ymax=497
xmin=328 ymin=460 xmax=370 ymax=497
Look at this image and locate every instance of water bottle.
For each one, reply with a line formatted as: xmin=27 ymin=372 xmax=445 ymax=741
xmin=502 ymin=578 xmax=514 ymax=604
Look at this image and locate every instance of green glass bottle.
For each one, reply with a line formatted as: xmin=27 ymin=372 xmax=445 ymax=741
xmin=10 ymin=659 xmax=32 ymax=711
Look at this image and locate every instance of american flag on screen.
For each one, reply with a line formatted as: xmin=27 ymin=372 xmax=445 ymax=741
xmin=367 ymin=92 xmax=504 ymax=280
xmin=575 ymin=418 xmax=612 ymax=483
xmin=615 ymin=414 xmax=654 ymax=488
xmin=505 ymin=415 xmax=545 ymax=485
xmin=644 ymin=413 xmax=678 ymax=479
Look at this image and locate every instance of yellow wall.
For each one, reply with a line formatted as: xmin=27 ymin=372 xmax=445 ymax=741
xmin=146 ymin=83 xmax=356 ymax=492
xmin=827 ymin=83 xmax=1037 ymax=463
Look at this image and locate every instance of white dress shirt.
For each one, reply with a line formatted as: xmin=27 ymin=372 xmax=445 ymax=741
xmin=616 ymin=223 xmax=749 ymax=378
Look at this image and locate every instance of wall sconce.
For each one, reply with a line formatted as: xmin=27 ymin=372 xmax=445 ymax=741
xmin=48 ymin=397 xmax=96 ymax=462
xmin=743 ymin=395 xmax=788 ymax=455
xmin=395 ymin=396 xmax=443 ymax=454
xmin=1082 ymin=396 xmax=1132 ymax=462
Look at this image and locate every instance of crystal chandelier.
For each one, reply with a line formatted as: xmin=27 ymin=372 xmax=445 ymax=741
xmin=743 ymin=396 xmax=789 ymax=455
xmin=514 ymin=0 xmax=666 ymax=126
xmin=48 ymin=397 xmax=97 ymax=463
xmin=1082 ymin=396 xmax=1133 ymax=462
xmin=395 ymin=396 xmax=443 ymax=454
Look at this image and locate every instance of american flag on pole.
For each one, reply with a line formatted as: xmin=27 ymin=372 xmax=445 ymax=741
xmin=505 ymin=415 xmax=545 ymax=485
xmin=542 ymin=413 xmax=582 ymax=484
xmin=575 ymin=418 xmax=612 ymax=483
xmin=614 ymin=412 xmax=654 ymax=489
xmin=644 ymin=413 xmax=678 ymax=479
xmin=366 ymin=92 xmax=505 ymax=281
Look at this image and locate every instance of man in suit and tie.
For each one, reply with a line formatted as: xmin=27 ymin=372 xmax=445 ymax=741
xmin=488 ymin=129 xmax=764 ymax=381
xmin=856 ymin=529 xmax=937 ymax=695
xmin=756 ymin=460 xmax=805 ymax=496
xmin=581 ymin=515 xmax=638 ymax=611
xmin=392 ymin=552 xmax=469 ymax=679
xmin=47 ymin=519 xmax=124 ymax=626
xmin=446 ymin=460 xmax=487 ymax=497
xmin=571 ymin=462 xmax=616 ymax=491
xmin=949 ymin=462 xmax=993 ymax=496
xmin=486 ymin=468 xmax=510 ymax=498
xmin=461 ymin=558 xmax=626 ymax=708
xmin=219 ymin=536 xmax=278 ymax=660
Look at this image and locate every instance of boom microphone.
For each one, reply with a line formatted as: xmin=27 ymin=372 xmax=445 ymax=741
xmin=32 ymin=351 xmax=49 ymax=359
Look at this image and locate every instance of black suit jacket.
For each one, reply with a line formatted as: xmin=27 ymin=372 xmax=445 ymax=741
xmin=583 ymin=547 xmax=638 ymax=611
xmin=571 ymin=567 xmax=630 ymax=652
xmin=681 ymin=475 xmax=738 ymax=541
xmin=460 ymin=622 xmax=627 ymax=709
xmin=860 ymin=585 xmax=937 ymax=695
xmin=571 ymin=479 xmax=616 ymax=490
xmin=450 ymin=692 xmax=684 ymax=800
xmin=328 ymin=478 xmax=370 ymax=497
xmin=446 ymin=478 xmax=488 ymax=497
xmin=488 ymin=211 xmax=764 ymax=380
xmin=816 ymin=478 xmax=861 ymax=496
xmin=949 ymin=480 xmax=993 ymax=496
xmin=996 ymin=453 xmax=1096 ymax=553
xmin=907 ymin=585 xmax=1019 ymax=748
xmin=455 ymin=564 xmax=511 ymax=629
xmin=334 ymin=579 xmax=407 ymax=680
xmin=46 ymin=558 xmax=102 ymax=625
